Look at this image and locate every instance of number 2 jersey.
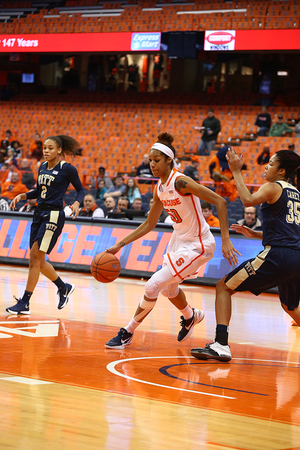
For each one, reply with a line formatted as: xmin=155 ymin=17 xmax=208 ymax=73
xmin=26 ymin=160 xmax=85 ymax=208
xmin=261 ymin=180 xmax=300 ymax=250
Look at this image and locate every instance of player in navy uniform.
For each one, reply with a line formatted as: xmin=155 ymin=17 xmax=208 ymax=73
xmin=6 ymin=135 xmax=85 ymax=315
xmin=191 ymin=149 xmax=300 ymax=362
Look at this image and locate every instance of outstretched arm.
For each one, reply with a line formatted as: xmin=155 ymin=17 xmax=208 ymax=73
xmin=107 ymin=189 xmax=164 ymax=255
xmin=231 ymin=224 xmax=263 ymax=240
xmin=175 ymin=176 xmax=240 ymax=265
xmin=226 ymin=148 xmax=282 ymax=206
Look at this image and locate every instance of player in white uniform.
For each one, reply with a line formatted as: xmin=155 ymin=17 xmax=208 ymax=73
xmin=105 ymin=132 xmax=239 ymax=349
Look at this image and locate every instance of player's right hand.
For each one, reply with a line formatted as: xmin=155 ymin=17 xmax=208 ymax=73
xmin=10 ymin=195 xmax=21 ymax=210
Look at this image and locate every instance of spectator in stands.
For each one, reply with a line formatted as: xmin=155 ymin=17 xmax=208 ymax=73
xmin=147 ymin=196 xmax=172 ymax=224
xmin=5 ymin=148 xmax=18 ymax=168
xmin=31 ymin=140 xmax=43 ymax=161
xmin=96 ymin=179 xmax=108 ymax=200
xmin=19 ymin=199 xmax=38 ymax=213
xmin=0 ymin=140 xmax=9 ymax=163
xmin=212 ymin=172 xmax=238 ymax=202
xmin=117 ymin=196 xmax=130 ymax=211
xmin=237 ymin=206 xmax=262 ymax=230
xmin=19 ymin=159 xmax=35 ymax=189
xmin=197 ymin=108 xmax=221 ymax=156
xmin=0 ymin=195 xmax=9 ymax=211
xmin=0 ymin=163 xmax=9 ymax=185
xmin=4 ymin=129 xmax=12 ymax=144
xmin=28 ymin=133 xmax=42 ymax=157
xmin=103 ymin=175 xmax=126 ymax=200
xmin=11 ymin=140 xmax=22 ymax=160
xmin=257 ymin=146 xmax=270 ymax=165
xmin=294 ymin=120 xmax=300 ymax=138
xmin=104 ymin=196 xmax=116 ymax=216
xmin=124 ymin=178 xmax=141 ymax=203
xmin=79 ymin=194 xmax=104 ymax=218
xmin=96 ymin=166 xmax=113 ymax=190
xmin=209 ymin=146 xmax=233 ymax=180
xmin=201 ymin=201 xmax=220 ymax=228
xmin=255 ymin=106 xmax=271 ymax=136
xmin=1 ymin=171 xmax=28 ymax=201
xmin=132 ymin=197 xmax=143 ymax=211
xmin=183 ymin=158 xmax=200 ymax=181
xmin=269 ymin=114 xmax=293 ymax=137
xmin=136 ymin=154 xmax=153 ymax=182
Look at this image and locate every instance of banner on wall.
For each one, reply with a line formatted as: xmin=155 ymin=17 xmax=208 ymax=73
xmin=0 ymin=213 xmax=265 ymax=286
xmin=0 ymin=32 xmax=161 ymax=53
xmin=204 ymin=29 xmax=300 ymax=51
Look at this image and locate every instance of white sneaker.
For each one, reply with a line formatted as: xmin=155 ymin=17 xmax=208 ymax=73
xmin=190 ymin=341 xmax=232 ymax=362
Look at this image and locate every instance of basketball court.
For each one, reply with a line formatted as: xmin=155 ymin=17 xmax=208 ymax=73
xmin=0 ymin=265 xmax=299 ymax=449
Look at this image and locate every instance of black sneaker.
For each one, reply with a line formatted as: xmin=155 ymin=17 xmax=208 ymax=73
xmin=6 ymin=296 xmax=31 ymax=315
xmin=190 ymin=342 xmax=232 ymax=362
xmin=177 ymin=308 xmax=204 ymax=342
xmin=105 ymin=328 xmax=133 ymax=349
xmin=57 ymin=283 xmax=75 ymax=310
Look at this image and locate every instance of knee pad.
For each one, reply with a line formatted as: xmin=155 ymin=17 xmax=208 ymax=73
xmin=161 ymin=284 xmax=180 ymax=299
xmin=145 ymin=277 xmax=161 ymax=299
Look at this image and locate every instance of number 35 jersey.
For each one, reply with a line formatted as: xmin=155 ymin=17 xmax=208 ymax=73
xmin=156 ymin=169 xmax=210 ymax=242
xmin=261 ymin=180 xmax=300 ymax=250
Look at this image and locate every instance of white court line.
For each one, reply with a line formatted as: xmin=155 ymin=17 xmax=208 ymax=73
xmin=0 ymin=320 xmax=59 ymax=324
xmin=0 ymin=376 xmax=52 ymax=385
xmin=107 ymin=356 xmax=236 ymax=400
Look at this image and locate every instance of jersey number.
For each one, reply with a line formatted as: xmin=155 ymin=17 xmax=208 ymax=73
xmin=41 ymin=186 xmax=47 ymax=199
xmin=165 ymin=208 xmax=183 ymax=224
xmin=286 ymin=200 xmax=300 ymax=225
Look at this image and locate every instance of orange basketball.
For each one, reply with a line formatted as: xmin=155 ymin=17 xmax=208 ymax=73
xmin=90 ymin=252 xmax=121 ymax=283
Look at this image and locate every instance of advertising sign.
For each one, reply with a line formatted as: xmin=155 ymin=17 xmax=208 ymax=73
xmin=204 ymin=30 xmax=236 ymax=51
xmin=131 ymin=32 xmax=161 ymax=51
xmin=205 ymin=29 xmax=300 ymax=51
xmin=0 ymin=213 xmax=264 ymax=286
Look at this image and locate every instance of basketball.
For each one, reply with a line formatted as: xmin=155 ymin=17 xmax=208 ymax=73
xmin=90 ymin=252 xmax=121 ymax=283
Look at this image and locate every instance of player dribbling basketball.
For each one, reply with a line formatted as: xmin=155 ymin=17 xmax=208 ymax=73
xmin=6 ymin=135 xmax=85 ymax=315
xmin=105 ymin=132 xmax=239 ymax=349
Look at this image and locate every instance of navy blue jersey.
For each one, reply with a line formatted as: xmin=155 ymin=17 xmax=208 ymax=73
xmin=261 ymin=180 xmax=300 ymax=250
xmin=27 ymin=160 xmax=84 ymax=208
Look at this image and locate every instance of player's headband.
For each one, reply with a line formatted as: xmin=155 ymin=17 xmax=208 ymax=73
xmin=151 ymin=142 xmax=179 ymax=169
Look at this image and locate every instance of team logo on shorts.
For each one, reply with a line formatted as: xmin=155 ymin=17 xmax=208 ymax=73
xmin=46 ymin=223 xmax=58 ymax=232
xmin=244 ymin=261 xmax=256 ymax=276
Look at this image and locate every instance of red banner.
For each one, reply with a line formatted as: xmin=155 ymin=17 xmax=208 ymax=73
xmin=205 ymin=29 xmax=300 ymax=51
xmin=0 ymin=33 xmax=133 ymax=52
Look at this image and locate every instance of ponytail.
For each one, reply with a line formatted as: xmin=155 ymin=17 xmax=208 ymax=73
xmin=275 ymin=150 xmax=300 ymax=190
xmin=45 ymin=135 xmax=80 ymax=157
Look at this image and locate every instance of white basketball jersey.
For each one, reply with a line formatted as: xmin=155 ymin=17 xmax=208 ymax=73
xmin=156 ymin=169 xmax=210 ymax=241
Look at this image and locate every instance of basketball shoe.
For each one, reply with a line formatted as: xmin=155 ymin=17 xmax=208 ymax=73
xmin=177 ymin=308 xmax=204 ymax=342
xmin=190 ymin=342 xmax=232 ymax=362
xmin=105 ymin=328 xmax=133 ymax=349
xmin=57 ymin=283 xmax=75 ymax=310
xmin=6 ymin=296 xmax=31 ymax=315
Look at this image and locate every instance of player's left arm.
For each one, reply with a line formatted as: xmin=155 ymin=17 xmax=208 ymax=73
xmin=66 ymin=165 xmax=85 ymax=218
xmin=226 ymin=148 xmax=282 ymax=206
xmin=175 ymin=176 xmax=240 ymax=265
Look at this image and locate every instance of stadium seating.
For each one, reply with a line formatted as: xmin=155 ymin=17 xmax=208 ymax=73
xmin=0 ymin=1 xmax=300 ymax=33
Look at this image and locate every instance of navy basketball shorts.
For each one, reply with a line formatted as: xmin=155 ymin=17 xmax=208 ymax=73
xmin=225 ymin=245 xmax=300 ymax=311
xmin=30 ymin=209 xmax=65 ymax=255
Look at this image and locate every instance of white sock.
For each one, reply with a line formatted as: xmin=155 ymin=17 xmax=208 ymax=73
xmin=125 ymin=319 xmax=139 ymax=334
xmin=180 ymin=304 xmax=193 ymax=320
